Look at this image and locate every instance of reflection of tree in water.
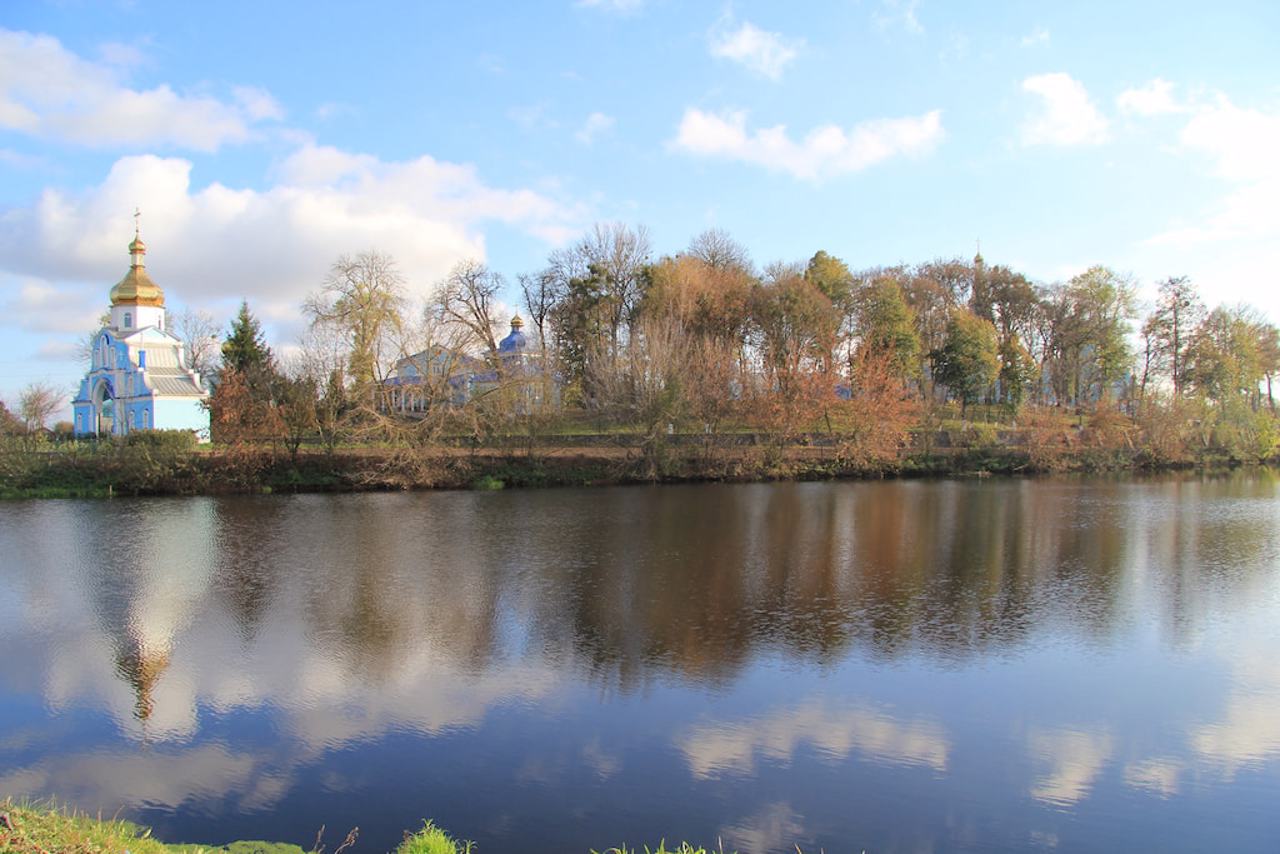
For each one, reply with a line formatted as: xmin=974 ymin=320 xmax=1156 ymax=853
xmin=211 ymin=497 xmax=289 ymax=645
xmin=71 ymin=474 xmax=1279 ymax=711
xmin=293 ymin=495 xmax=507 ymax=683
xmin=514 ymin=479 xmax=1158 ymax=686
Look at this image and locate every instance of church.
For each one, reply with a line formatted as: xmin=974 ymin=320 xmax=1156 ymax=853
xmin=72 ymin=225 xmax=210 ymax=439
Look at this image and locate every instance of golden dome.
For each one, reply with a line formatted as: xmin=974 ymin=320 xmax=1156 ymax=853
xmin=110 ymin=266 xmax=165 ymax=307
xmin=110 ymin=233 xmax=164 ymax=307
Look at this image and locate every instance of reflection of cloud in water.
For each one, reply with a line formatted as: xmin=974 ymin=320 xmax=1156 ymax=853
xmin=679 ymin=700 xmax=949 ymax=779
xmin=1189 ymin=655 xmax=1280 ymax=776
xmin=719 ymin=801 xmax=806 ymax=854
xmin=1028 ymin=727 xmax=1113 ymax=806
xmin=581 ymin=738 xmax=621 ymax=780
xmin=1123 ymin=758 xmax=1182 ymax=797
xmin=0 ymin=744 xmax=283 ymax=812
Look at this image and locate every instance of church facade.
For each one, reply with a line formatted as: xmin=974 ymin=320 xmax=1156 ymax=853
xmin=72 ymin=230 xmax=210 ymax=439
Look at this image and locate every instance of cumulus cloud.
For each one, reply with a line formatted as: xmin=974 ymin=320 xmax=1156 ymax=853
xmin=0 ymin=28 xmax=280 ymax=151
xmin=708 ymin=20 xmax=803 ymax=80
xmin=672 ymin=107 xmax=943 ymax=180
xmin=1117 ymin=78 xmax=1184 ymax=117
xmin=1145 ymin=95 xmax=1280 ymax=247
xmin=1020 ymin=72 xmax=1110 ymax=146
xmin=0 ymin=146 xmax=581 ymax=341
xmin=575 ymin=111 xmax=615 ymax=144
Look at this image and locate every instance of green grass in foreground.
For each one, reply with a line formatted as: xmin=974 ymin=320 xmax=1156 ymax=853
xmin=0 ymin=801 xmax=304 ymax=854
xmin=397 ymin=821 xmax=474 ymax=854
xmin=0 ymin=801 xmax=751 ymax=854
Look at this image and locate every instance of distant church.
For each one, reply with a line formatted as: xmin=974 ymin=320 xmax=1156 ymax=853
xmin=72 ymin=222 xmax=210 ymax=438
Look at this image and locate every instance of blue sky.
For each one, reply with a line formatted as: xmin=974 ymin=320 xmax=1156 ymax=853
xmin=2 ymin=0 xmax=1279 ymax=409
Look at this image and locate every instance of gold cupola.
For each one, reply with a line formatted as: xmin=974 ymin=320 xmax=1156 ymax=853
xmin=109 ymin=222 xmax=165 ymax=308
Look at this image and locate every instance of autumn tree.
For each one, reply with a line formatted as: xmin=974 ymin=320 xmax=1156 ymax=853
xmin=749 ymin=270 xmax=840 ymax=442
xmin=804 ymin=250 xmax=855 ymax=313
xmin=1042 ymin=267 xmax=1136 ymax=406
xmin=931 ymin=310 xmax=999 ymax=416
xmin=19 ymin=382 xmax=63 ymax=432
xmin=998 ymin=334 xmax=1038 ymax=414
xmin=1185 ymin=306 xmax=1263 ymax=404
xmin=1145 ymin=276 xmax=1203 ymax=396
xmin=852 ymin=275 xmax=921 ymax=382
xmin=305 ymin=251 xmax=407 ymax=393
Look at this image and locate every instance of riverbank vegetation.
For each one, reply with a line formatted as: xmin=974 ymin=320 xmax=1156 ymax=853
xmin=3 ymin=226 xmax=1278 ymax=496
xmin=0 ymin=802 xmax=727 ymax=854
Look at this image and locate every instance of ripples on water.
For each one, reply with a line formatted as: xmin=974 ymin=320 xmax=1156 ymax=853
xmin=1 ymin=473 xmax=1279 ymax=853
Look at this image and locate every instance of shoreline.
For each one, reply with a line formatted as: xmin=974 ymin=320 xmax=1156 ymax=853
xmin=0 ymin=439 xmax=1269 ymax=500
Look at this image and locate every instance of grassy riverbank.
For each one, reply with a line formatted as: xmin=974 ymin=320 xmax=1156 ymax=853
xmin=1 ymin=414 xmax=1274 ymax=500
xmin=0 ymin=803 xmax=723 ymax=854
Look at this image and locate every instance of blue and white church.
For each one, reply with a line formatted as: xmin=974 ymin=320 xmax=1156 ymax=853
xmin=72 ymin=227 xmax=210 ymax=438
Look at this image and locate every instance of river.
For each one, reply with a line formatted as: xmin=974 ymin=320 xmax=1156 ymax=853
xmin=2 ymin=475 xmax=1279 ymax=852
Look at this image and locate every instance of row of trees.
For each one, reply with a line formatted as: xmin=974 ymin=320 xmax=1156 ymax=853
xmin=199 ymin=223 xmax=1278 ymax=467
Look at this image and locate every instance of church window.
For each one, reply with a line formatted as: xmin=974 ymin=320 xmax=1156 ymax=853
xmin=138 ymin=350 xmax=146 ymax=368
xmin=143 ymin=408 xmax=151 ymax=428
xmin=124 ymin=312 xmax=132 ymax=328
xmin=127 ymin=410 xmax=135 ymax=430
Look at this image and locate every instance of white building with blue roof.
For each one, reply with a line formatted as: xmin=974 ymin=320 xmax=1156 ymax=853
xmin=72 ymin=227 xmax=210 ymax=438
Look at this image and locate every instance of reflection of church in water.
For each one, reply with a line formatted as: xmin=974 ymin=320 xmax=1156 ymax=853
xmin=72 ymin=222 xmax=210 ymax=438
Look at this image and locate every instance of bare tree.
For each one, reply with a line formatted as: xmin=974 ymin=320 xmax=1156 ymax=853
xmin=19 ymin=382 xmax=63 ymax=432
xmin=687 ymin=228 xmax=752 ymax=272
xmin=74 ymin=312 xmax=112 ymax=365
xmin=574 ymin=222 xmax=652 ymax=354
xmin=174 ymin=307 xmax=222 ymax=384
xmin=304 ymin=251 xmax=408 ymax=391
xmin=433 ymin=259 xmax=504 ymax=362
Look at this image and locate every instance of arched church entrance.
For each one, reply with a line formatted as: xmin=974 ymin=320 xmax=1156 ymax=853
xmin=94 ymin=379 xmax=115 ymax=436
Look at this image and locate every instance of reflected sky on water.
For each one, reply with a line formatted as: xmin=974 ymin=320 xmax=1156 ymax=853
xmin=2 ymin=474 xmax=1279 ymax=852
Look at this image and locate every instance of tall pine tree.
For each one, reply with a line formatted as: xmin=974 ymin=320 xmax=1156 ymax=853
xmin=221 ymin=301 xmax=274 ymax=378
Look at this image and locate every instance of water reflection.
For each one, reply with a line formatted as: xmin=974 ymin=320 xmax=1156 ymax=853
xmin=0 ymin=473 xmax=1278 ymax=853
xmin=679 ymin=702 xmax=950 ymax=778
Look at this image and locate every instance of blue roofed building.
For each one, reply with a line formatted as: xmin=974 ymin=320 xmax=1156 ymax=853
xmin=72 ymin=227 xmax=210 ymax=439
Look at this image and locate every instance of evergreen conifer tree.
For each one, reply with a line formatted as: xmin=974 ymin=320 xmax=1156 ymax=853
xmin=221 ymin=301 xmax=274 ymax=378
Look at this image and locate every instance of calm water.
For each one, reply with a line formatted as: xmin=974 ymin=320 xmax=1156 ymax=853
xmin=2 ymin=476 xmax=1279 ymax=853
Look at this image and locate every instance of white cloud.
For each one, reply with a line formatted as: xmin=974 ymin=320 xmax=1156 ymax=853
xmin=232 ymin=86 xmax=285 ymax=122
xmin=1145 ymin=96 xmax=1280 ymax=248
xmin=0 ymin=146 xmax=581 ymax=344
xmin=874 ymin=0 xmax=923 ymax=34
xmin=1020 ymin=26 xmax=1050 ymax=47
xmin=0 ymin=28 xmax=279 ymax=151
xmin=575 ymin=111 xmax=615 ymax=144
xmin=1117 ymin=78 xmax=1184 ymax=117
xmin=1020 ymin=72 xmax=1110 ymax=146
xmin=672 ymin=107 xmax=943 ymax=181
xmin=708 ymin=20 xmax=803 ymax=80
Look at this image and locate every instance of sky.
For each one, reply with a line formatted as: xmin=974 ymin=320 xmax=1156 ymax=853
xmin=2 ymin=0 xmax=1279 ymax=411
